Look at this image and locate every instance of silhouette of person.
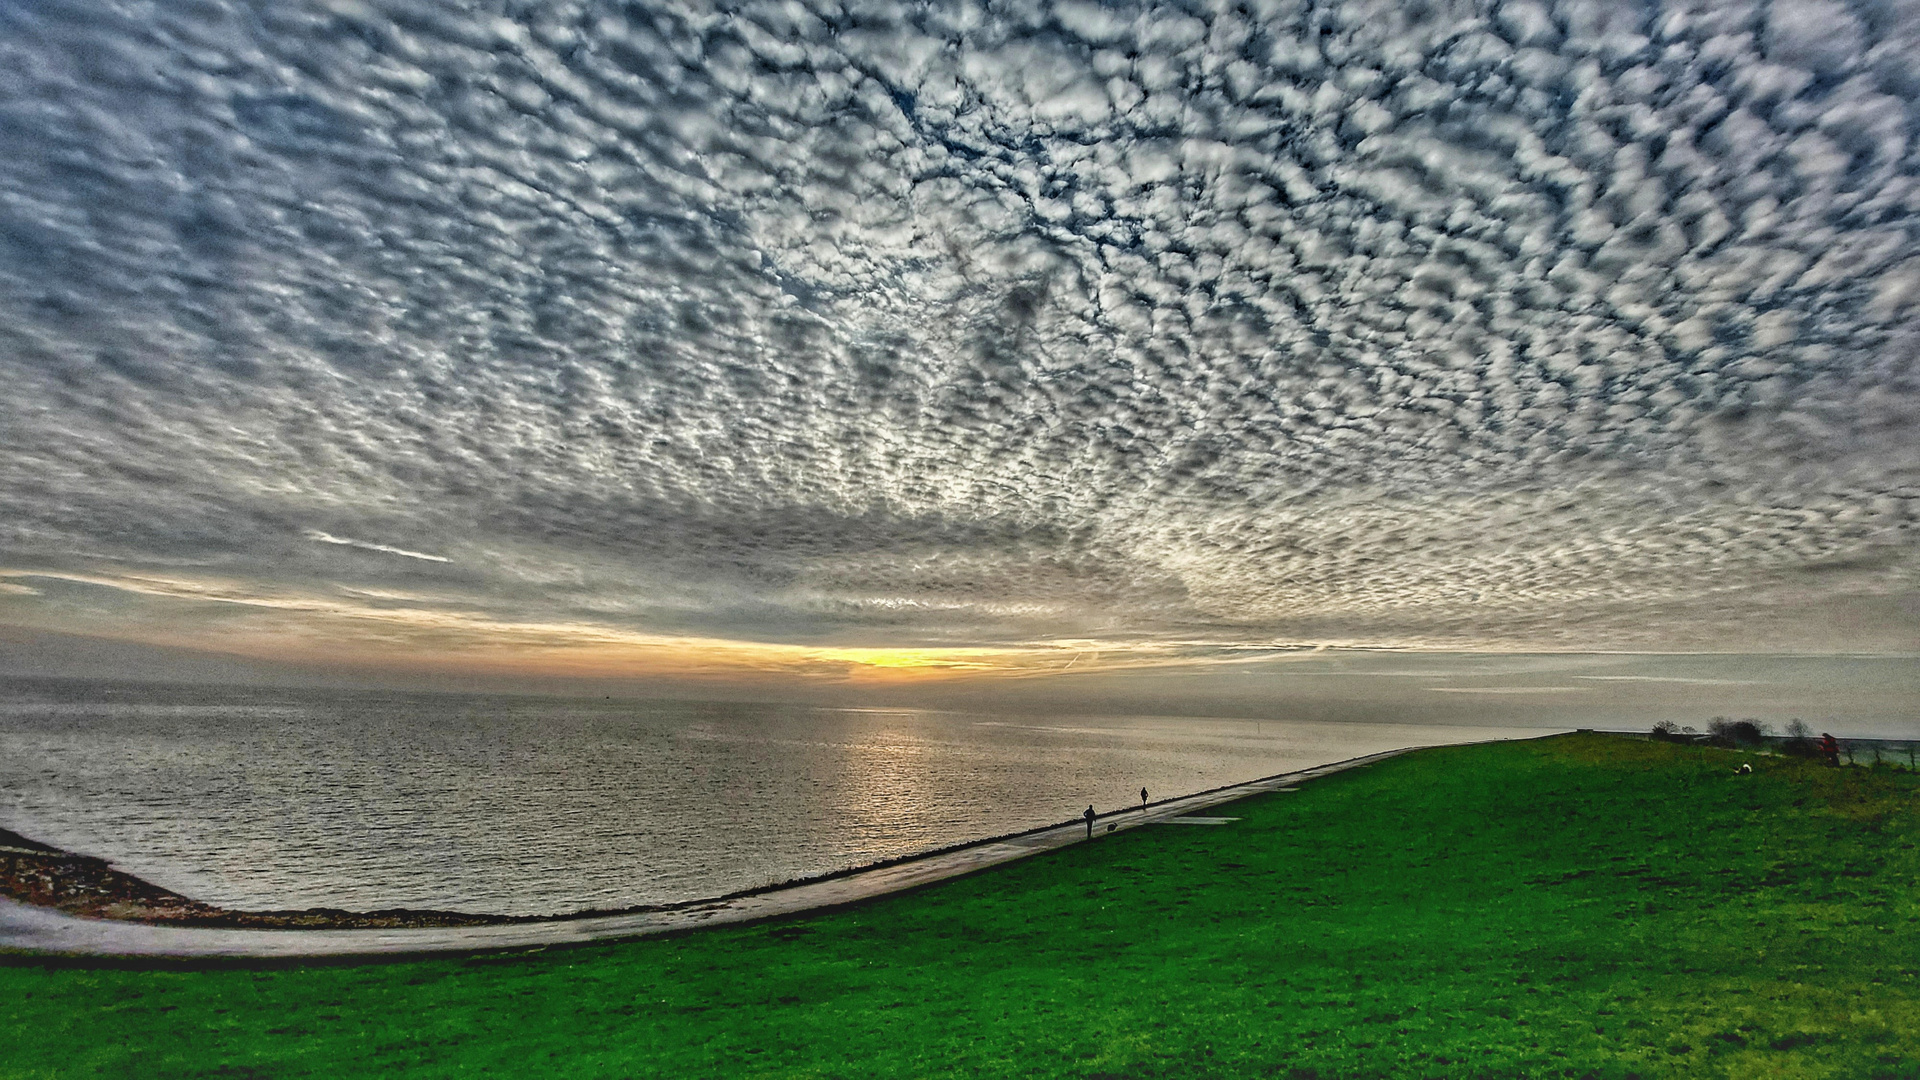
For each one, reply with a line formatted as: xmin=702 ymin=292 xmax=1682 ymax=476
xmin=1084 ymin=804 xmax=1097 ymax=838
xmin=1821 ymin=732 xmax=1840 ymax=767
xmin=1140 ymin=787 xmax=1149 ymax=811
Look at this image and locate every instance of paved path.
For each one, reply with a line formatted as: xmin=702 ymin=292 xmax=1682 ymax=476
xmin=0 ymin=746 xmax=1421 ymax=960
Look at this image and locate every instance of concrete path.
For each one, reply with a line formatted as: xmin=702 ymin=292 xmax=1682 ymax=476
xmin=0 ymin=746 xmax=1420 ymax=960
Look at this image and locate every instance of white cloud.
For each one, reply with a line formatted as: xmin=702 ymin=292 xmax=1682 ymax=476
xmin=1430 ymin=686 xmax=1592 ymax=694
xmin=0 ymin=0 xmax=1911 ymax=658
xmin=306 ymin=532 xmax=451 ymax=564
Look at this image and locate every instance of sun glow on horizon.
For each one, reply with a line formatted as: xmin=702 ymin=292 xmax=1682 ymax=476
xmin=6 ymin=564 xmax=1914 ymax=696
xmin=0 ymin=567 xmax=1093 ymax=682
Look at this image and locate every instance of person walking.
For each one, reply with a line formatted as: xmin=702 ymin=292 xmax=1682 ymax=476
xmin=1084 ymin=804 xmax=1097 ymax=838
xmin=1140 ymin=787 xmax=1149 ymax=811
xmin=1821 ymin=732 xmax=1840 ymax=767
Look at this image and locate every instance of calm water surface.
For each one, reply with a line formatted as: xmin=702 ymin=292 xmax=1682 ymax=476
xmin=0 ymin=679 xmax=1563 ymax=916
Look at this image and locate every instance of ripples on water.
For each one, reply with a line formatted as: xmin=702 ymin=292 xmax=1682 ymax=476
xmin=0 ymin=679 xmax=1562 ymax=916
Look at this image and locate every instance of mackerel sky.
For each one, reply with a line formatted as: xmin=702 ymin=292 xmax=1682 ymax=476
xmin=0 ymin=0 xmax=1915 ymax=681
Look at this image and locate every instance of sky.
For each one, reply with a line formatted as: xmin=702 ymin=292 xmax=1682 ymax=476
xmin=0 ymin=0 xmax=1915 ymax=699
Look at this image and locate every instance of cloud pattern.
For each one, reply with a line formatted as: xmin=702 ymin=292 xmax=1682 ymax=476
xmin=0 ymin=0 xmax=1916 ymax=661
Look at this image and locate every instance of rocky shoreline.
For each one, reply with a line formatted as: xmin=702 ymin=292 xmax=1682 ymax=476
xmin=0 ymin=828 xmax=527 ymax=930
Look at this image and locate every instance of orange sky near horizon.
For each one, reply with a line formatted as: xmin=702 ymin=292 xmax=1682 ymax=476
xmin=5 ymin=561 xmax=1916 ymax=697
xmin=0 ymin=566 xmax=1173 ymax=685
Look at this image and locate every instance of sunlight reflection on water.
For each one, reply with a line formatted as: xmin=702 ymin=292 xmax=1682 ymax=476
xmin=0 ymin=682 xmax=1562 ymax=916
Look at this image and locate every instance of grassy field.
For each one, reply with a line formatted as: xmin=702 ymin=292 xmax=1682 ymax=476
xmin=3 ymin=733 xmax=1917 ymax=1079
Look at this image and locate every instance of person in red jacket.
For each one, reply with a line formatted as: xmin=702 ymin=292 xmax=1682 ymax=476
xmin=1821 ymin=732 xmax=1840 ymax=767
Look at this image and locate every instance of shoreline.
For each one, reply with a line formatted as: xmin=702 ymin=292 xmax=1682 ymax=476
xmin=9 ymin=733 xmax=1914 ymax=1075
xmin=0 ymin=743 xmax=1443 ymax=959
xmin=0 ymin=827 xmax=533 ymax=931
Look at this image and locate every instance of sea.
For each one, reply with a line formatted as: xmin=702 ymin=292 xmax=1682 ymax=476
xmin=0 ymin=678 xmax=1565 ymax=917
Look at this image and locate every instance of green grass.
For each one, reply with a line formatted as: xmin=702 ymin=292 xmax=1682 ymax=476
xmin=5 ymin=733 xmax=1918 ymax=1079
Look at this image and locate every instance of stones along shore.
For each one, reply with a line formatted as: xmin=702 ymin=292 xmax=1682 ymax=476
xmin=0 ymin=827 xmax=525 ymax=930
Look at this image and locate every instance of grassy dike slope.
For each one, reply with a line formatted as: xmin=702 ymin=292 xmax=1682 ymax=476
xmin=4 ymin=733 xmax=1917 ymax=1080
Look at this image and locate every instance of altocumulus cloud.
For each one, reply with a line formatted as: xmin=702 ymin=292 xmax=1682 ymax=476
xmin=0 ymin=0 xmax=1915 ymax=669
